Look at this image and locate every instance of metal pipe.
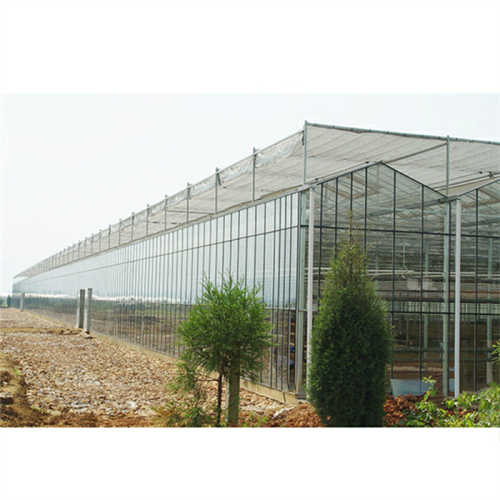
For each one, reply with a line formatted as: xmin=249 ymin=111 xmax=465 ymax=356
xmin=215 ymin=169 xmax=219 ymax=214
xmin=164 ymin=195 xmax=168 ymax=230
xmin=302 ymin=121 xmax=308 ymax=185
xmin=446 ymin=136 xmax=450 ymax=197
xmin=486 ymin=238 xmax=493 ymax=384
xmin=442 ymin=203 xmax=450 ymax=396
xmin=295 ymin=191 xmax=307 ymax=396
xmin=252 ymin=148 xmax=256 ymax=202
xmin=385 ymin=143 xmax=447 ymax=164
xmin=306 ymin=187 xmax=316 ymax=377
xmin=307 ymin=122 xmax=500 ymax=146
xmin=146 ymin=205 xmax=150 ymax=237
xmin=454 ymin=198 xmax=462 ymax=397
xmin=423 ymin=242 xmax=430 ymax=354
xmin=186 ymin=183 xmax=191 ymax=223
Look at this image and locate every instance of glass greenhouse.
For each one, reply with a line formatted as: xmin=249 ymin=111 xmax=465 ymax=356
xmin=12 ymin=123 xmax=500 ymax=398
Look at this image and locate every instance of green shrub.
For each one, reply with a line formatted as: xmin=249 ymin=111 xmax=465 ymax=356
xmin=308 ymin=230 xmax=393 ymax=427
xmin=403 ymin=378 xmax=500 ymax=428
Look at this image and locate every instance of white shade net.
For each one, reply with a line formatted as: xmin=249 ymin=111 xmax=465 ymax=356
xmin=17 ymin=123 xmax=499 ymax=278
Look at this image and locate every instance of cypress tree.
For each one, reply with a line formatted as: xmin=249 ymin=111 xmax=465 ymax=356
xmin=308 ymin=231 xmax=393 ymax=427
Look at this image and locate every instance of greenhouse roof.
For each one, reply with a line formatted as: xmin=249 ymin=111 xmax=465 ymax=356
xmin=16 ymin=122 xmax=500 ymax=279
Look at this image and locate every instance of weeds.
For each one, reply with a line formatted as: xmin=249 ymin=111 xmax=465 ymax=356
xmin=402 ymin=377 xmax=500 ymax=427
xmin=153 ymin=354 xmax=216 ymax=427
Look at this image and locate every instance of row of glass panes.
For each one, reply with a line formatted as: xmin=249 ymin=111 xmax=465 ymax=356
xmin=15 ymin=193 xmax=301 ymax=309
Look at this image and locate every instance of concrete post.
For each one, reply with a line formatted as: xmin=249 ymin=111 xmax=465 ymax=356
xmin=84 ymin=288 xmax=92 ymax=333
xmin=20 ymin=293 xmax=25 ymax=312
xmin=76 ymin=289 xmax=85 ymax=328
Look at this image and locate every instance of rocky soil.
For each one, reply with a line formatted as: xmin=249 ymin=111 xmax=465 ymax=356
xmin=0 ymin=308 xmax=313 ymax=427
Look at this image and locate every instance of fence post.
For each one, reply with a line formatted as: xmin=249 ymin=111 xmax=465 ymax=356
xmin=84 ymin=288 xmax=93 ymax=333
xmin=76 ymin=289 xmax=85 ymax=328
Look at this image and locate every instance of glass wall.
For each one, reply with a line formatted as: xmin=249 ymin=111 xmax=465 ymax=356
xmin=12 ymin=163 xmax=499 ymax=398
xmin=311 ymin=165 xmax=500 ymax=395
xmin=14 ymin=192 xmax=300 ymax=393
xmin=455 ymin=180 xmax=500 ymax=391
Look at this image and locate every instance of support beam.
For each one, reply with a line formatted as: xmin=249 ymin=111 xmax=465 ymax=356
xmin=446 ymin=135 xmax=450 ymax=197
xmin=442 ymin=203 xmax=450 ymax=396
xmin=454 ymin=198 xmax=462 ymax=397
xmin=164 ymin=196 xmax=168 ymax=230
xmin=306 ymin=187 xmax=316 ymax=376
xmin=215 ymin=169 xmax=219 ymax=214
xmin=252 ymin=148 xmax=256 ymax=202
xmin=295 ymin=191 xmax=308 ymax=396
xmin=486 ymin=238 xmax=494 ymax=384
xmin=302 ymin=121 xmax=308 ymax=185
xmin=423 ymin=242 xmax=430 ymax=356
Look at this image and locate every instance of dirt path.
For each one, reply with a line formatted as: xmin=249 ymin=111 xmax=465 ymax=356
xmin=1 ymin=308 xmax=320 ymax=427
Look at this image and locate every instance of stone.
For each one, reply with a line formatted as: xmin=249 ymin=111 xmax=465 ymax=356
xmin=0 ymin=392 xmax=14 ymax=405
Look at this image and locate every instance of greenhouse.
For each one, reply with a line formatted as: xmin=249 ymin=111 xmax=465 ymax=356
xmin=12 ymin=123 xmax=500 ymax=399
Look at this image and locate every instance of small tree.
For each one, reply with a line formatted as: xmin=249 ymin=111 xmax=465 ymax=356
xmin=178 ymin=273 xmax=273 ymax=426
xmin=308 ymin=230 xmax=393 ymax=427
xmin=6 ymin=295 xmax=12 ymax=308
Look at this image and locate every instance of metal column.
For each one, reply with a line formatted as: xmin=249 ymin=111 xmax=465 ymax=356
xmin=486 ymin=238 xmax=494 ymax=384
xmin=442 ymin=203 xmax=450 ymax=396
xmin=252 ymin=148 xmax=256 ymax=202
xmin=164 ymin=196 xmax=168 ymax=230
xmin=302 ymin=121 xmax=308 ymax=185
xmin=423 ymin=242 xmax=430 ymax=357
xmin=454 ymin=198 xmax=462 ymax=397
xmin=306 ymin=187 xmax=316 ymax=375
xmin=445 ymin=136 xmax=450 ymax=197
xmin=295 ymin=191 xmax=307 ymax=396
xmin=215 ymin=169 xmax=219 ymax=214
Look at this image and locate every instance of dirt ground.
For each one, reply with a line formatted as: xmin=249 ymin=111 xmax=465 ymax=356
xmin=0 ymin=308 xmax=322 ymax=427
xmin=1 ymin=308 xmax=413 ymax=428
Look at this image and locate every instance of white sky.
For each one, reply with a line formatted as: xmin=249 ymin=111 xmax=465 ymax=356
xmin=1 ymin=1 xmax=500 ymax=499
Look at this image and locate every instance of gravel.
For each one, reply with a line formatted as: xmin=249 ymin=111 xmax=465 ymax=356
xmin=0 ymin=308 xmax=286 ymax=425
